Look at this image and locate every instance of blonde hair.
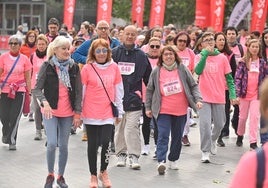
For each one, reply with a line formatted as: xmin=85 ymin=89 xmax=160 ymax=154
xmin=36 ymin=34 xmax=49 ymax=45
xmin=242 ymin=39 xmax=261 ymax=70
xmin=46 ymin=36 xmax=71 ymax=59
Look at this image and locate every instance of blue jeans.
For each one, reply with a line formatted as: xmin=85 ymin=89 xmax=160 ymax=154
xmin=156 ymin=114 xmax=186 ymax=163
xmin=43 ymin=115 xmax=73 ymax=175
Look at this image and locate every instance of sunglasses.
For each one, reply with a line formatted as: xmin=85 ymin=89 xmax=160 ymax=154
xmin=177 ymin=39 xmax=187 ymax=43
xmin=9 ymin=42 xmax=19 ymax=46
xmin=150 ymin=45 xmax=160 ymax=49
xmin=95 ymin=48 xmax=108 ymax=54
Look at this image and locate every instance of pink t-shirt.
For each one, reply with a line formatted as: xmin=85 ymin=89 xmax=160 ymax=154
xmin=229 ymin=143 xmax=268 ymax=188
xmin=177 ymin=48 xmax=195 ymax=72
xmin=52 ymin=81 xmax=74 ymax=117
xmin=230 ymin=44 xmax=247 ymax=63
xmin=159 ymin=68 xmax=188 ymax=116
xmin=81 ymin=62 xmax=122 ymax=119
xmin=195 ymin=53 xmax=231 ymax=104
xmin=31 ymin=53 xmax=47 ymax=89
xmin=0 ymin=52 xmax=32 ymax=93
xmin=245 ymin=59 xmax=259 ymax=100
xmin=142 ymin=57 xmax=158 ymax=102
xmin=40 ymin=67 xmax=74 ymax=117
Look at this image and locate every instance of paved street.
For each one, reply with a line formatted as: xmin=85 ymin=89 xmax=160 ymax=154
xmin=0 ymin=116 xmax=250 ymax=188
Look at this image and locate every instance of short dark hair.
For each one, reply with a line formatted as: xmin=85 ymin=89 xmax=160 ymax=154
xmin=48 ymin=18 xmax=59 ymax=26
xmin=224 ymin=26 xmax=238 ymax=36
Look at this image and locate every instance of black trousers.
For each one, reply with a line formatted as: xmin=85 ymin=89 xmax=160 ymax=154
xmin=0 ymin=92 xmax=24 ymax=145
xmin=85 ymin=124 xmax=113 ymax=175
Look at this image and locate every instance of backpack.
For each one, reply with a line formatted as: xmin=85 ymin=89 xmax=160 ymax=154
xmin=257 ymin=147 xmax=265 ymax=188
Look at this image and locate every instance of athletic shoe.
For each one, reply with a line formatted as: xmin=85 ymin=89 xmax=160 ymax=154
xmin=81 ymin=132 xmax=87 ymax=141
xmin=9 ymin=144 xmax=16 ymax=150
xmin=129 ymin=155 xmax=140 ymax=169
xmin=141 ymin=144 xmax=150 ymax=155
xmin=182 ymin=135 xmax=191 ymax=146
xmin=98 ymin=170 xmax=112 ymax=188
xmin=168 ymin=160 xmax=179 ymax=170
xmin=210 ymin=141 xmax=217 ymax=155
xmin=2 ymin=136 xmax=8 ymax=144
xmin=90 ymin=175 xmax=98 ymax=188
xmin=56 ymin=176 xmax=68 ymax=188
xmin=34 ymin=130 xmax=42 ymax=140
xmin=217 ymin=137 xmax=225 ymax=147
xmin=250 ymin=143 xmax=258 ymax=150
xmin=201 ymin=152 xmax=210 ymax=163
xmin=44 ymin=175 xmax=54 ymax=188
xmin=116 ymin=153 xmax=127 ymax=167
xmin=157 ymin=162 xmax=166 ymax=175
xmin=236 ymin=135 xmax=243 ymax=147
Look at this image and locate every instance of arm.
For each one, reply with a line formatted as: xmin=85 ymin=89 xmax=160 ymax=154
xmin=145 ymin=70 xmax=155 ymax=118
xmin=24 ymin=70 xmax=31 ymax=93
xmin=74 ymin=64 xmax=82 ymax=114
xmin=71 ymin=40 xmax=91 ymax=64
xmin=225 ymin=73 xmax=236 ymax=100
xmin=142 ymin=58 xmax=152 ymax=86
xmin=115 ymin=81 xmax=124 ymax=118
xmin=194 ymin=49 xmax=209 ymax=75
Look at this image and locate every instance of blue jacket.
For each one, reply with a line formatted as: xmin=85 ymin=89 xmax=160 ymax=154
xmin=71 ymin=36 xmax=120 ymax=64
xmin=112 ymin=44 xmax=152 ymax=111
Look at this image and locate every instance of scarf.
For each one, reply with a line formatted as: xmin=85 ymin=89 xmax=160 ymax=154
xmin=162 ymin=62 xmax=177 ymax=71
xmin=51 ymin=55 xmax=73 ymax=89
xmin=36 ymin=49 xmax=47 ymax=58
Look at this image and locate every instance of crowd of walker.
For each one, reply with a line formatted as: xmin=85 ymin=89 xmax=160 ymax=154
xmin=0 ymin=17 xmax=268 ymax=188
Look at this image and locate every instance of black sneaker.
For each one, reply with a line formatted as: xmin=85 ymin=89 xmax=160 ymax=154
xmin=236 ymin=136 xmax=244 ymax=147
xmin=44 ymin=175 xmax=54 ymax=188
xmin=57 ymin=176 xmax=68 ymax=188
xmin=217 ymin=137 xmax=225 ymax=147
xmin=250 ymin=143 xmax=258 ymax=150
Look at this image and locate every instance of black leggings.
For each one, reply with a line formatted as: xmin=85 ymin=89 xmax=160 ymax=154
xmin=85 ymin=124 xmax=113 ymax=175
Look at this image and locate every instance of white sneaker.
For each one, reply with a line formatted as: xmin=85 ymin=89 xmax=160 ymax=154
xmin=201 ymin=152 xmax=210 ymax=163
xmin=141 ymin=144 xmax=150 ymax=155
xmin=116 ymin=154 xmax=127 ymax=167
xmin=157 ymin=162 xmax=166 ymax=175
xmin=129 ymin=155 xmax=141 ymax=169
xmin=211 ymin=141 xmax=217 ymax=155
xmin=168 ymin=160 xmax=179 ymax=170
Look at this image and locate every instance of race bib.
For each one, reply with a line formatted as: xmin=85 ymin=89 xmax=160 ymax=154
xmin=118 ymin=62 xmax=135 ymax=75
xmin=162 ymin=80 xmax=181 ymax=96
xmin=250 ymin=61 xmax=259 ymax=73
xmin=181 ymin=57 xmax=190 ymax=67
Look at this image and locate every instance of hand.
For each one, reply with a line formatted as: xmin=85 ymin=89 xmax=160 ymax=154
xmin=43 ymin=101 xmax=52 ymax=119
xmin=205 ymin=46 xmax=214 ymax=53
xmin=146 ymin=110 xmax=152 ymax=118
xmin=73 ymin=118 xmax=82 ymax=129
xmin=115 ymin=117 xmax=122 ymax=125
xmin=196 ymin=102 xmax=202 ymax=109
xmin=230 ymin=97 xmax=239 ymax=105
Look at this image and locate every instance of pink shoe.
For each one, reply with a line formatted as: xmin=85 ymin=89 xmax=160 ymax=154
xmin=98 ymin=170 xmax=112 ymax=188
xmin=90 ymin=175 xmax=98 ymax=188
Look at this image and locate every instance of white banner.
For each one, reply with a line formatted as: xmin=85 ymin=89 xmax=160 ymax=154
xmin=227 ymin=0 xmax=252 ymax=27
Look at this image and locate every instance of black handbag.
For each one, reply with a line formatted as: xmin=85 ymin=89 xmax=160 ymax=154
xmin=90 ymin=64 xmax=119 ymax=117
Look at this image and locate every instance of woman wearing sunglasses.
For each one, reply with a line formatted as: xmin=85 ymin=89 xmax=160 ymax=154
xmin=0 ymin=35 xmax=32 ymax=150
xmin=145 ymin=45 xmax=202 ymax=175
xmin=81 ymin=38 xmax=124 ymax=188
xmin=174 ymin=32 xmax=197 ymax=147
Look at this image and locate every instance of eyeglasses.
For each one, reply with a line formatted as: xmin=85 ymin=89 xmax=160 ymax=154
xmin=98 ymin=27 xmax=109 ymax=31
xmin=95 ymin=48 xmax=108 ymax=54
xmin=28 ymin=35 xmax=35 ymax=38
xmin=202 ymin=38 xmax=214 ymax=43
xmin=163 ymin=52 xmax=174 ymax=56
xmin=150 ymin=45 xmax=160 ymax=49
xmin=177 ymin=39 xmax=187 ymax=43
xmin=9 ymin=42 xmax=19 ymax=46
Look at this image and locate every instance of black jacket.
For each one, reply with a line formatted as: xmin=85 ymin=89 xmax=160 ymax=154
xmin=33 ymin=58 xmax=82 ymax=113
xmin=112 ymin=44 xmax=152 ymax=111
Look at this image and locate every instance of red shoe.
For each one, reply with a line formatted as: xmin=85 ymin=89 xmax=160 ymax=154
xmin=98 ymin=170 xmax=112 ymax=188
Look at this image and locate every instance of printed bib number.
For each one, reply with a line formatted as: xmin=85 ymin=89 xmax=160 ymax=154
xmin=163 ymin=80 xmax=181 ymax=96
xmin=250 ymin=61 xmax=259 ymax=73
xmin=118 ymin=62 xmax=135 ymax=75
xmin=181 ymin=57 xmax=190 ymax=67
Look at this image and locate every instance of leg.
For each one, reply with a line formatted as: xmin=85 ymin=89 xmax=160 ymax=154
xmin=114 ymin=114 xmax=127 ymax=156
xmin=231 ymin=104 xmax=240 ymax=134
xmin=100 ymin=124 xmax=113 ymax=172
xmin=85 ymin=124 xmax=99 ymax=175
xmin=168 ymin=115 xmax=187 ymax=161
xmin=57 ymin=116 xmax=73 ymax=176
xmin=199 ymin=102 xmax=212 ymax=152
xmin=211 ymin=104 xmax=225 ymax=142
xmin=248 ymin=100 xmax=260 ymax=144
xmin=142 ymin=104 xmax=151 ymax=145
xmin=0 ymin=93 xmax=12 ymax=143
xmin=237 ymin=99 xmax=250 ymax=136
xmin=43 ymin=116 xmax=58 ymax=174
xmin=156 ymin=114 xmax=171 ymax=162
